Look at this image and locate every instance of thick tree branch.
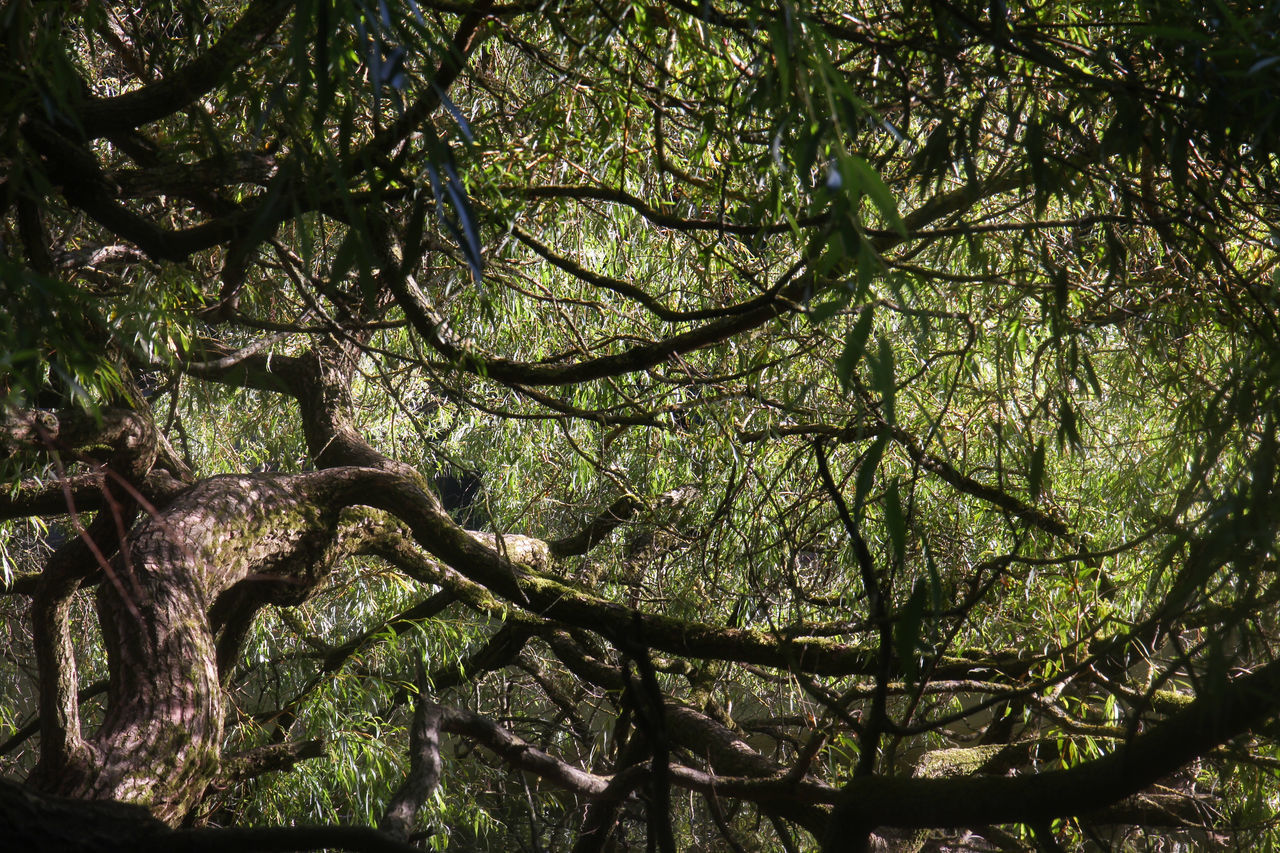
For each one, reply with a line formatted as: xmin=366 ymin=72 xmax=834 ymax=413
xmin=0 ymin=468 xmax=185 ymax=526
xmin=823 ymin=656 xmax=1280 ymax=847
xmin=439 ymin=703 xmax=836 ymax=810
xmin=549 ymin=487 xmax=694 ymax=558
xmin=352 ymin=483 xmax=1038 ymax=679
xmin=5 ymin=408 xmax=158 ymax=788
xmin=107 ymin=153 xmax=280 ymax=199
xmin=385 ymin=261 xmax=808 ymax=386
xmin=379 ymin=666 xmax=443 ymax=842
xmin=74 ymin=0 xmax=296 ymax=137
xmin=221 ymin=740 xmax=326 ymax=784
xmin=0 ymin=777 xmax=431 ymax=853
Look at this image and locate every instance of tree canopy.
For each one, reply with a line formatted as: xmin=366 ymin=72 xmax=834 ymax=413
xmin=3 ymin=0 xmax=1280 ymax=850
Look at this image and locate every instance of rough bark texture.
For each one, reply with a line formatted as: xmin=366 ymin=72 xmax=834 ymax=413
xmin=29 ymin=472 xmax=348 ymax=823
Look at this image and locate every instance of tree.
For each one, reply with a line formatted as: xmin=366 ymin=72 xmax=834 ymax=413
xmin=2 ymin=0 xmax=1280 ymax=849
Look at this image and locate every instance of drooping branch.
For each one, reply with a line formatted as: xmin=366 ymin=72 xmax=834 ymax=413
xmin=383 ymin=263 xmax=809 ymax=386
xmin=385 ymin=168 xmax=1034 ymax=388
xmin=340 ymin=473 xmax=883 ymax=672
xmin=542 ymin=631 xmax=832 ymax=836
xmin=511 ymin=224 xmax=775 ymax=322
xmin=435 ymin=702 xmax=838 ymax=811
xmin=441 ymin=703 xmax=614 ymax=796
xmin=878 ymin=421 xmax=1072 ymax=540
xmin=738 ymin=417 xmax=1075 ymax=542
xmin=547 ymin=493 xmax=643 ymax=557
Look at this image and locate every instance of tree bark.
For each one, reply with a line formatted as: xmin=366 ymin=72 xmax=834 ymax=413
xmin=28 ymin=472 xmax=346 ymax=823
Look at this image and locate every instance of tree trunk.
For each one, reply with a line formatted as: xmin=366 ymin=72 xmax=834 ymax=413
xmin=29 ymin=473 xmax=345 ymax=824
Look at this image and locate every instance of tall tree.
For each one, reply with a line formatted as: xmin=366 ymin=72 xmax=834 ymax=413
xmin=2 ymin=0 xmax=1279 ymax=850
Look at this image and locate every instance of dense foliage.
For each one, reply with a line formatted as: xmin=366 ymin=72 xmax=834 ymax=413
xmin=3 ymin=0 xmax=1280 ymax=850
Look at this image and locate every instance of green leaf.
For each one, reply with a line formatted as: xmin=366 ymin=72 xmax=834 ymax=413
xmin=1058 ymin=397 xmax=1081 ymax=449
xmin=856 ymin=243 xmax=882 ymax=292
xmin=1028 ymin=438 xmax=1047 ymax=500
xmin=794 ymin=121 xmax=821 ymax=179
xmin=924 ymin=538 xmax=944 ymax=611
xmin=869 ymin=335 xmax=896 ymax=424
xmin=329 ymin=230 xmax=360 ymax=290
xmin=884 ymin=478 xmax=906 ymax=565
xmin=1080 ymin=351 xmax=1103 ymax=397
xmin=810 ymin=290 xmax=851 ymax=324
xmin=835 ymin=306 xmax=875 ymax=390
xmin=894 ymin=581 xmax=929 ymax=681
xmin=767 ymin=15 xmax=793 ymax=97
xmin=853 ymin=435 xmax=888 ymax=519
xmin=842 ymin=151 xmax=906 ymax=236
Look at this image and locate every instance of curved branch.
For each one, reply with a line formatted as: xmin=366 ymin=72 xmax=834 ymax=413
xmin=879 ymin=422 xmax=1072 ymax=540
xmin=389 ymin=169 xmax=1032 ymax=387
xmin=74 ymin=0 xmax=296 ymax=137
xmin=107 ymin=153 xmax=279 ymax=199
xmin=380 ymin=669 xmax=443 ymax=842
xmin=549 ymin=487 xmax=694 ymax=558
xmin=356 ymin=0 xmax=497 ymax=162
xmin=439 ymin=703 xmax=836 ymax=808
xmin=520 ymin=184 xmax=821 ymax=236
xmin=171 ymin=341 xmax=306 ymax=396
xmin=441 ymin=704 xmax=613 ymax=795
xmin=345 ymin=471 xmax=1035 ymax=679
xmin=823 ymin=656 xmax=1280 ymax=845
xmin=542 ymin=632 xmax=832 ymax=836
xmin=384 ymin=265 xmax=808 ymax=386
xmin=21 ymin=120 xmax=268 ymax=261
xmin=512 ymin=225 xmax=772 ymax=322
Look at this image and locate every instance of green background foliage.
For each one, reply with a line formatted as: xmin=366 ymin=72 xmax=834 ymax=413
xmin=3 ymin=0 xmax=1280 ymax=849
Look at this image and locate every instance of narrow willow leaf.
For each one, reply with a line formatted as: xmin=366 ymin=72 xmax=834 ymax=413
xmin=884 ymin=478 xmax=906 ymax=565
xmin=846 ymin=153 xmax=906 ymax=236
xmin=767 ymin=16 xmax=792 ymax=96
xmin=924 ymin=539 xmax=944 ymax=612
xmin=853 ymin=435 xmax=888 ymax=519
xmin=1028 ymin=438 xmax=1046 ymax=500
xmin=835 ymin=306 xmax=874 ymax=390
xmin=870 ymin=336 xmax=896 ymax=423
xmin=894 ymin=581 xmax=929 ymax=681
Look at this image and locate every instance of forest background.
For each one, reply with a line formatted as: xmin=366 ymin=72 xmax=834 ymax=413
xmin=2 ymin=1 xmax=1280 ymax=851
